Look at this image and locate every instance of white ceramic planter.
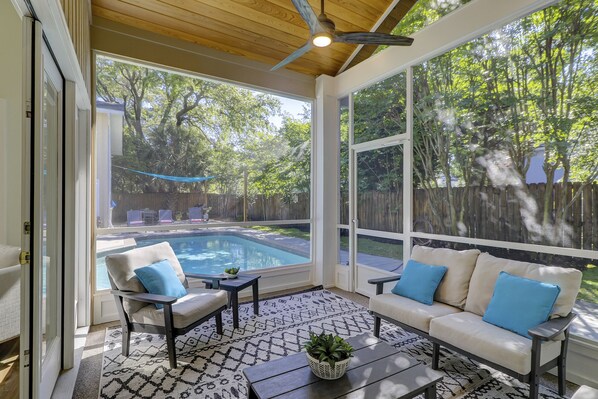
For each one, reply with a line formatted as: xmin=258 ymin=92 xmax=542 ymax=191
xmin=306 ymin=353 xmax=350 ymax=380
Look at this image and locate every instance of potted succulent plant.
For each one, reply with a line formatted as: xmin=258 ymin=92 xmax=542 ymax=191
xmin=304 ymin=332 xmax=353 ymax=380
xmin=224 ymin=267 xmax=239 ymax=278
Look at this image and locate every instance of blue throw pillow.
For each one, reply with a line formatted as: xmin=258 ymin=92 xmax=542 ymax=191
xmin=391 ymin=260 xmax=448 ymax=305
xmin=483 ymin=272 xmax=561 ymax=338
xmin=134 ymin=259 xmax=187 ymax=309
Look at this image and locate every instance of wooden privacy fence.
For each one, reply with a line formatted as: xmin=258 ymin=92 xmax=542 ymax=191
xmin=113 ymin=182 xmax=598 ymax=251
xmin=112 ymin=192 xmax=310 ymax=223
xmin=340 ymin=182 xmax=598 ymax=251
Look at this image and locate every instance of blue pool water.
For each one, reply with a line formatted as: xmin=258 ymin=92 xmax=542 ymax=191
xmin=96 ymin=234 xmax=310 ymax=290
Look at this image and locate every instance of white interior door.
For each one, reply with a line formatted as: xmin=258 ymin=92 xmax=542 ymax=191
xmin=22 ymin=18 xmax=65 ymax=398
xmin=350 ymin=141 xmax=405 ymax=296
xmin=36 ymin=42 xmax=64 ymax=399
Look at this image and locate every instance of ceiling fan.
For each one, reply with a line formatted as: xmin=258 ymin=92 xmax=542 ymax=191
xmin=271 ymin=0 xmax=415 ymax=71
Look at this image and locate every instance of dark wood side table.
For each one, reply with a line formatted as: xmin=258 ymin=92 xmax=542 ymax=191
xmin=204 ymin=274 xmax=261 ymax=329
xmin=243 ymin=333 xmax=443 ymax=399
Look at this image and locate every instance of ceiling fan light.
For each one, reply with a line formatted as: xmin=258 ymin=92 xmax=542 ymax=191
xmin=312 ymin=32 xmax=332 ymax=47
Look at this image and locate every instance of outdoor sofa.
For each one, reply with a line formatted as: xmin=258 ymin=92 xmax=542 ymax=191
xmin=369 ymin=245 xmax=582 ymax=399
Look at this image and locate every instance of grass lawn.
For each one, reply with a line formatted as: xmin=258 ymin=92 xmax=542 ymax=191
xmin=251 ymin=225 xmax=310 ymax=240
xmin=578 ymin=264 xmax=598 ymax=304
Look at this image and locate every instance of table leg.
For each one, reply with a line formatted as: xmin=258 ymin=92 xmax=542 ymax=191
xmin=252 ymin=280 xmax=259 ymax=316
xmin=424 ymin=384 xmax=437 ymax=399
xmin=247 ymin=383 xmax=259 ymax=399
xmin=232 ymin=291 xmax=239 ymax=329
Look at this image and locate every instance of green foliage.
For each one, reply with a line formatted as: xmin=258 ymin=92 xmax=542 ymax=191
xmin=392 ymin=0 xmax=472 ymax=38
xmin=579 ymin=264 xmax=598 ymax=304
xmin=405 ymin=0 xmax=598 ymax=243
xmin=304 ymin=332 xmax=353 ymax=367
xmin=96 ymin=57 xmax=311 ymax=206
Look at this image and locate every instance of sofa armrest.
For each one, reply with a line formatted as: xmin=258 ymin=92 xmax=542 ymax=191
xmin=368 ymin=275 xmax=401 ymax=295
xmin=111 ymin=290 xmax=178 ymax=305
xmin=528 ymin=312 xmax=577 ymax=341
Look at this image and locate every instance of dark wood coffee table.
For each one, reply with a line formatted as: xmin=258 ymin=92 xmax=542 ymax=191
xmin=204 ymin=274 xmax=261 ymax=329
xmin=243 ymin=333 xmax=443 ymax=399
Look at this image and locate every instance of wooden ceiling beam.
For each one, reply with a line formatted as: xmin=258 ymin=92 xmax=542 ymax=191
xmin=337 ymin=0 xmax=417 ymax=75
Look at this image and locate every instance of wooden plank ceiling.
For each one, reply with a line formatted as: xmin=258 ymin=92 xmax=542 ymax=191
xmin=91 ymin=0 xmax=416 ymax=77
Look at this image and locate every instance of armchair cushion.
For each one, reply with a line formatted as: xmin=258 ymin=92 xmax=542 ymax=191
xmin=129 ymin=288 xmax=228 ymax=329
xmin=391 ymin=260 xmax=447 ymax=305
xmin=134 ymin=259 xmax=187 ymax=309
xmin=483 ymin=272 xmax=560 ymax=338
xmin=429 ymin=312 xmax=562 ymax=375
xmin=106 ymin=242 xmax=187 ymax=314
xmin=411 ymin=245 xmax=480 ymax=308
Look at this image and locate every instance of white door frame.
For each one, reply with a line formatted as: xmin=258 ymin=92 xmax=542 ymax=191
xmin=349 ymin=137 xmax=407 ymax=297
xmin=22 ymin=18 xmax=66 ymax=398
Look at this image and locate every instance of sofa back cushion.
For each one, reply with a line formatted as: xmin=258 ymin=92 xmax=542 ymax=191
xmin=106 ymin=242 xmax=186 ymax=314
xmin=465 ymin=252 xmax=582 ymax=318
xmin=411 ymin=245 xmax=481 ymax=308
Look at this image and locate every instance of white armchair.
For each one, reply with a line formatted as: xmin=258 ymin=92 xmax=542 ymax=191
xmin=106 ymin=242 xmax=228 ymax=368
xmin=0 ymin=244 xmax=20 ymax=343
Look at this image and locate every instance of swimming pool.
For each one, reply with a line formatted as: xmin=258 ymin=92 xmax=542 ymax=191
xmin=96 ymin=234 xmax=310 ymax=290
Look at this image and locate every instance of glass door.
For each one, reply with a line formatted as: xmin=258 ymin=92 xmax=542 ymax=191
xmin=347 ymin=71 xmax=408 ymax=296
xmin=351 ymin=143 xmax=405 ymax=295
xmin=34 ymin=48 xmax=63 ymax=397
xmin=22 ymin=26 xmax=64 ymax=399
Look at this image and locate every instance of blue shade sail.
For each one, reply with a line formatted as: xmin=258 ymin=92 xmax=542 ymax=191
xmin=114 ymin=166 xmax=215 ymax=183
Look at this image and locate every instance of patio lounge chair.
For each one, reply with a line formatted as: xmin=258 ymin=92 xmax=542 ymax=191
xmin=158 ymin=209 xmax=173 ymax=224
xmin=106 ymin=242 xmax=228 ymax=368
xmin=189 ymin=206 xmax=205 ymax=223
xmin=126 ymin=210 xmax=144 ymax=226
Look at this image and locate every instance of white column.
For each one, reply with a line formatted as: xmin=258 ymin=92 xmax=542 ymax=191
xmin=313 ymin=75 xmax=339 ymax=287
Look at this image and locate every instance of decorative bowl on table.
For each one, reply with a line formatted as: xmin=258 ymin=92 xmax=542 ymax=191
xmin=304 ymin=332 xmax=353 ymax=380
xmin=224 ymin=267 xmax=240 ymax=279
xmin=306 ymin=353 xmax=350 ymax=380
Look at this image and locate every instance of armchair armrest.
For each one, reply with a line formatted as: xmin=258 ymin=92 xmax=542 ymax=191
xmin=368 ymin=275 xmax=402 ymax=285
xmin=111 ymin=290 xmax=178 ymax=305
xmin=528 ymin=312 xmax=577 ymax=341
xmin=368 ymin=275 xmax=401 ymax=295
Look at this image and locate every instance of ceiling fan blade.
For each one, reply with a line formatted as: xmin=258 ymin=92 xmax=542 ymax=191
xmin=335 ymin=32 xmax=414 ymax=46
xmin=291 ymin=0 xmax=321 ymax=35
xmin=271 ymin=41 xmax=313 ymax=71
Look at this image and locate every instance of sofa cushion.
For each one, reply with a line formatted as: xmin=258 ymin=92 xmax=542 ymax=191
xmin=369 ymin=293 xmax=462 ymax=333
xmin=106 ymin=242 xmax=187 ymax=314
xmin=411 ymin=245 xmax=480 ymax=308
xmin=429 ymin=312 xmax=562 ymax=375
xmin=130 ymin=287 xmax=228 ymax=329
xmin=391 ymin=260 xmax=448 ymax=305
xmin=465 ymin=253 xmax=582 ymax=318
xmin=134 ymin=259 xmax=188 ymax=309
xmin=483 ymin=272 xmax=560 ymax=338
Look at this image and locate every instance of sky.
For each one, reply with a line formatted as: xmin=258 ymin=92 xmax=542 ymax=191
xmin=270 ymin=95 xmax=311 ymax=128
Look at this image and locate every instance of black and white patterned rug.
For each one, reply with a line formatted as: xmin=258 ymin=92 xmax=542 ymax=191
xmin=99 ymin=289 xmax=564 ymax=399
